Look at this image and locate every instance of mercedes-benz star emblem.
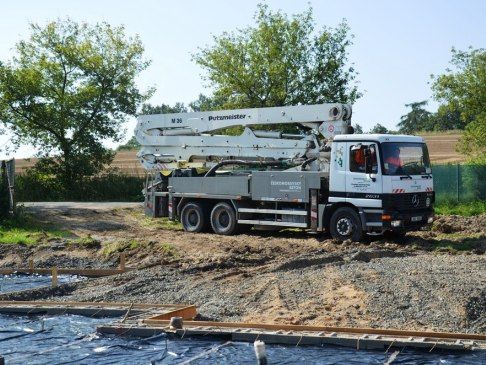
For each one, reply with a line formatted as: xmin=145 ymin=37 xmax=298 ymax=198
xmin=412 ymin=194 xmax=419 ymax=207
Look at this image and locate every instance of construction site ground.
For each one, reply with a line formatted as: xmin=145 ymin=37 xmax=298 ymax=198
xmin=1 ymin=202 xmax=484 ymax=335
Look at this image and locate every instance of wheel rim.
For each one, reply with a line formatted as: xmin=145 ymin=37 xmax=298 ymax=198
xmin=185 ymin=209 xmax=199 ymax=228
xmin=218 ymin=211 xmax=230 ymax=227
xmin=213 ymin=207 xmax=232 ymax=231
xmin=336 ymin=217 xmax=354 ymax=236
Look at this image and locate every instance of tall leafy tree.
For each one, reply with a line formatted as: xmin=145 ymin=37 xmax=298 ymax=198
xmin=0 ymin=19 xmax=151 ymax=190
xmin=369 ymin=123 xmax=389 ymax=134
xmin=140 ymin=102 xmax=187 ymax=115
xmin=430 ymin=104 xmax=465 ymax=131
xmin=432 ymin=48 xmax=486 ymax=160
xmin=353 ymin=123 xmax=363 ymax=134
xmin=189 ymin=94 xmax=225 ymax=112
xmin=397 ymin=101 xmax=432 ymax=134
xmin=193 ymin=4 xmax=360 ymax=110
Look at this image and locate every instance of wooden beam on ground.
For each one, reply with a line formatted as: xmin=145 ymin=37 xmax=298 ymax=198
xmin=0 ymin=300 xmax=195 ymax=311
xmin=0 ymin=301 xmax=196 ymax=320
xmin=97 ymin=322 xmax=486 ymax=352
xmin=142 ymin=319 xmax=486 ymax=342
xmin=0 ymin=268 xmax=132 ymax=277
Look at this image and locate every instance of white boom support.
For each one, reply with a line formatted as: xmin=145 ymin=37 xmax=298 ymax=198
xmin=135 ymin=103 xmax=352 ymax=171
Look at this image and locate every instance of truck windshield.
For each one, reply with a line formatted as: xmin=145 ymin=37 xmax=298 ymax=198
xmin=381 ymin=142 xmax=431 ymax=175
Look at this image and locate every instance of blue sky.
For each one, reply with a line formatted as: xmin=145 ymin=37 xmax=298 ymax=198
xmin=0 ymin=0 xmax=485 ymax=158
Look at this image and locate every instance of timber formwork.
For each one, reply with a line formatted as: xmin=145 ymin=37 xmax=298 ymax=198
xmin=99 ymin=311 xmax=486 ymax=352
xmin=0 ymin=301 xmax=484 ymax=352
xmin=0 ymin=300 xmax=197 ymax=319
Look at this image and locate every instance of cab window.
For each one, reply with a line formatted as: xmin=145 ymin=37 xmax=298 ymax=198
xmin=349 ymin=144 xmax=378 ymax=173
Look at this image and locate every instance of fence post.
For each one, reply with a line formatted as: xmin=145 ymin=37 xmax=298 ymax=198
xmin=51 ymin=267 xmax=58 ymax=287
xmin=119 ymin=253 xmax=126 ymax=271
xmin=456 ymin=164 xmax=460 ymax=203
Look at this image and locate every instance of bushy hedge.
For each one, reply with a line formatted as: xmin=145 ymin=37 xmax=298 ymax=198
xmin=15 ymin=170 xmax=145 ymax=202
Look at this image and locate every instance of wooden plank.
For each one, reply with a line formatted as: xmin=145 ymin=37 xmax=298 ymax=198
xmin=142 ymin=319 xmax=486 ymax=342
xmin=95 ymin=325 xmax=481 ymax=351
xmin=0 ymin=300 xmax=193 ymax=311
xmin=0 ymin=268 xmax=131 ymax=277
xmin=147 ymin=305 xmax=197 ymax=320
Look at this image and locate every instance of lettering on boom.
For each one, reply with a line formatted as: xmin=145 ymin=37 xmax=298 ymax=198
xmin=208 ymin=114 xmax=246 ymax=121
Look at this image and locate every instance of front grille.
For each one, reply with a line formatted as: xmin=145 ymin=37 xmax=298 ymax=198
xmin=382 ymin=192 xmax=433 ymax=211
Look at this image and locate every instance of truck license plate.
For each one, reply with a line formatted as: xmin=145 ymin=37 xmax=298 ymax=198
xmin=411 ymin=216 xmax=422 ymax=222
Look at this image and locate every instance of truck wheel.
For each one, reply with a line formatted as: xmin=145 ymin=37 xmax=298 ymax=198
xmin=210 ymin=202 xmax=238 ymax=235
xmin=330 ymin=207 xmax=363 ymax=242
xmin=180 ymin=202 xmax=208 ymax=233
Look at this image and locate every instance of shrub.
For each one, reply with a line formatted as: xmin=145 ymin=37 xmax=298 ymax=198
xmin=15 ymin=169 xmax=144 ymax=202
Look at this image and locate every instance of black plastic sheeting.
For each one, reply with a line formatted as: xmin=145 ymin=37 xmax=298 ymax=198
xmin=0 ymin=275 xmax=483 ymax=364
xmin=0 ymin=314 xmax=483 ymax=364
xmin=0 ymin=273 xmax=83 ymax=293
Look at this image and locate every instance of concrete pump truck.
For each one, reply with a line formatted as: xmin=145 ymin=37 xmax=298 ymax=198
xmin=135 ymin=103 xmax=434 ymax=241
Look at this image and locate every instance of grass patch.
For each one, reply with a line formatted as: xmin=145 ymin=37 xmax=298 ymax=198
xmin=0 ymin=210 xmax=70 ymax=245
xmin=68 ymin=235 xmax=101 ymax=249
xmin=102 ymin=239 xmax=141 ymax=256
xmin=435 ymin=201 xmax=486 ymax=216
xmin=432 ymin=239 xmax=481 ymax=254
xmin=159 ymin=243 xmax=178 ymax=258
xmin=130 ymin=211 xmax=182 ymax=231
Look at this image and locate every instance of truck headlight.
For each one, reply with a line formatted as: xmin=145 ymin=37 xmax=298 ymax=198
xmin=427 ymin=216 xmax=434 ymax=224
xmin=391 ymin=220 xmax=402 ymax=227
xmin=426 ymin=197 xmax=431 ymax=207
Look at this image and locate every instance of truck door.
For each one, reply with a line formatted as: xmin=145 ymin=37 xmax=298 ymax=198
xmin=345 ymin=142 xmax=382 ymax=208
xmin=329 ymin=141 xmax=347 ymax=203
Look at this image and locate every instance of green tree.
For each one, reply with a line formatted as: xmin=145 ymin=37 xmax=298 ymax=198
xmin=429 ymin=104 xmax=465 ymax=131
xmin=432 ymin=48 xmax=486 ymax=160
xmin=117 ymin=136 xmax=140 ymax=151
xmin=0 ymin=19 xmax=151 ymax=192
xmin=140 ymin=102 xmax=187 ymax=114
xmin=189 ymin=94 xmax=225 ymax=112
xmin=397 ymin=101 xmax=432 ymax=134
xmin=193 ymin=4 xmax=360 ymax=110
xmin=369 ymin=123 xmax=389 ymax=134
xmin=353 ymin=123 xmax=363 ymax=134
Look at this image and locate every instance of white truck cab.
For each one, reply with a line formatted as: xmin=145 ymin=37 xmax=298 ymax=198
xmin=328 ymin=134 xmax=434 ymax=239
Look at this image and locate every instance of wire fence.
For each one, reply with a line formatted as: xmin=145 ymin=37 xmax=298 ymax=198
xmin=432 ymin=164 xmax=486 ymax=203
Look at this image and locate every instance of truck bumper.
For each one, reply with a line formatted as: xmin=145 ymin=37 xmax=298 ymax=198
xmin=382 ymin=208 xmax=434 ymax=231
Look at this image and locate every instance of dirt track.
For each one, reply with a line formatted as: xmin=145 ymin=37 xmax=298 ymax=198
xmin=1 ymin=202 xmax=485 ymax=334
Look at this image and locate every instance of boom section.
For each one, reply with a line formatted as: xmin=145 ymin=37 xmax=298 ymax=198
xmin=135 ymin=103 xmax=352 ymax=170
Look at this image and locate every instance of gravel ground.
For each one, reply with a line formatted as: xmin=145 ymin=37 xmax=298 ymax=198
xmin=1 ymin=203 xmax=484 ymax=334
xmin=52 ymin=250 xmax=486 ymax=334
xmin=336 ymin=254 xmax=486 ymax=333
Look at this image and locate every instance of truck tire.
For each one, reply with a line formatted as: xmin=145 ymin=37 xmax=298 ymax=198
xmin=210 ymin=202 xmax=238 ymax=235
xmin=329 ymin=207 xmax=364 ymax=242
xmin=180 ymin=202 xmax=208 ymax=233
